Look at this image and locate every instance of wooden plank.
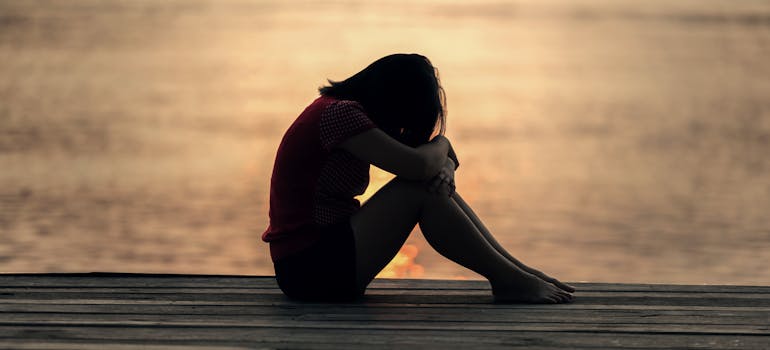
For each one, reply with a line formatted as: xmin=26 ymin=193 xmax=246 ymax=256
xmin=2 ymin=286 xmax=769 ymax=300
xmin=1 ymin=275 xmax=768 ymax=349
xmin=1 ymin=301 xmax=767 ymax=317
xmin=0 ymin=274 xmax=267 ymax=289
xmin=1 ymin=291 xmax=768 ymax=311
xmin=4 ymin=293 xmax=769 ymax=308
xmin=0 ymin=341 xmax=400 ymax=350
xmin=3 ymin=299 xmax=770 ymax=313
xmin=0 ymin=326 xmax=768 ymax=349
xmin=1 ymin=317 xmax=768 ymax=335
xmin=373 ymin=280 xmax=770 ymax=294
xmin=1 ymin=311 xmax=768 ymax=329
xmin=3 ymin=274 xmax=769 ymax=294
xmin=0 ymin=302 xmax=767 ymax=325
xmin=0 ymin=287 xmax=285 ymax=295
xmin=0 ymin=278 xmax=766 ymax=298
xmin=3 ymin=300 xmax=770 ymax=314
xmin=0 ymin=305 xmax=770 ymax=325
xmin=0 ymin=342 xmax=250 ymax=350
xmin=1 ymin=302 xmax=768 ymax=318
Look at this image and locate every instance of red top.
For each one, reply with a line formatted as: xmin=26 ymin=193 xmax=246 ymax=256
xmin=262 ymin=96 xmax=377 ymax=261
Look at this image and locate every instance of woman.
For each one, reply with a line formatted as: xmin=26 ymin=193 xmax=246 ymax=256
xmin=262 ymin=53 xmax=574 ymax=303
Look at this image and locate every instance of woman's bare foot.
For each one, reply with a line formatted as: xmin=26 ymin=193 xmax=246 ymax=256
xmin=491 ymin=274 xmax=573 ymax=304
xmin=527 ymin=269 xmax=576 ymax=293
xmin=450 ymin=194 xmax=577 ymax=294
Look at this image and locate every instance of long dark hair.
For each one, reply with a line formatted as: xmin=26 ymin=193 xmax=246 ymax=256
xmin=319 ymin=54 xmax=446 ymax=147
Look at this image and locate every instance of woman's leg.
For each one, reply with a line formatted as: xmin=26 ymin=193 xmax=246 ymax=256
xmin=451 ymin=193 xmax=576 ymax=293
xmin=350 ymin=177 xmax=572 ymax=303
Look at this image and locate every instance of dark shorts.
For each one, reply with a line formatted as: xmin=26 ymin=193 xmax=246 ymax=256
xmin=273 ymin=219 xmax=363 ymax=302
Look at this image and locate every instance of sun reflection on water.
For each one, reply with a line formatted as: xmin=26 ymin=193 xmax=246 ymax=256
xmin=377 ymin=244 xmax=425 ymax=279
xmin=2 ymin=0 xmax=770 ymax=285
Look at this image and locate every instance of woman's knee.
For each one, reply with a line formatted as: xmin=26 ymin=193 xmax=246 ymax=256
xmin=388 ymin=177 xmax=455 ymax=208
xmin=387 ymin=177 xmax=440 ymax=200
xmin=354 ymin=176 xmax=440 ymax=224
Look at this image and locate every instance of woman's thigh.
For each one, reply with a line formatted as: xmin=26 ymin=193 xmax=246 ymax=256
xmin=350 ymin=177 xmax=428 ymax=289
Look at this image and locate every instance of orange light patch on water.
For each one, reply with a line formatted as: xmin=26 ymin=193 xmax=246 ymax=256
xmin=377 ymin=244 xmax=425 ymax=279
xmin=356 ymin=167 xmax=395 ymax=204
xmin=358 ymin=167 xmax=426 ymax=279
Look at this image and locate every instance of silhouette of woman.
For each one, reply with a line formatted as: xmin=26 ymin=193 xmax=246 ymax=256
xmin=263 ymin=53 xmax=574 ymax=303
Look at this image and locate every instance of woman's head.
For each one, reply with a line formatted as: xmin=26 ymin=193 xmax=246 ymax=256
xmin=319 ymin=53 xmax=446 ymax=147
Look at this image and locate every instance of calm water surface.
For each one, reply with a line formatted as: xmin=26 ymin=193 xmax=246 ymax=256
xmin=1 ymin=0 xmax=769 ymax=284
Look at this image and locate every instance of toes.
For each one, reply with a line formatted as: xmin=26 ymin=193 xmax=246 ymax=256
xmin=559 ymin=283 xmax=576 ymax=293
xmin=538 ymin=275 xmax=569 ymax=291
xmin=552 ymin=293 xmax=567 ymax=304
xmin=552 ymin=293 xmax=566 ymax=304
xmin=548 ymin=279 xmax=576 ymax=293
xmin=557 ymin=291 xmax=574 ymax=303
xmin=547 ymin=290 xmax=573 ymax=304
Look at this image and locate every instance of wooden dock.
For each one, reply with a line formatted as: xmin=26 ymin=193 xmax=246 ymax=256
xmin=0 ymin=273 xmax=768 ymax=349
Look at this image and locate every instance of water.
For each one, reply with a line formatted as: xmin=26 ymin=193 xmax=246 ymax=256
xmin=1 ymin=0 xmax=769 ymax=284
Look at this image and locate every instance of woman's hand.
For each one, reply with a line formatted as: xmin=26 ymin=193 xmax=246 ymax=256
xmin=427 ymin=157 xmax=456 ymax=196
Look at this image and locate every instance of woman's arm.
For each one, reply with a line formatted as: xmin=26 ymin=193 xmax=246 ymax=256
xmin=339 ymin=128 xmax=450 ymax=180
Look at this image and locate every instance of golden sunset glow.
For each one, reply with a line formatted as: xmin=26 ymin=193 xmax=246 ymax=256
xmin=376 ymin=244 xmax=425 ymax=279
xmin=356 ymin=167 xmax=396 ymax=204
xmin=1 ymin=0 xmax=769 ymax=285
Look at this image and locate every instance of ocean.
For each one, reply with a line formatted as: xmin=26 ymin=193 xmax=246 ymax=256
xmin=1 ymin=0 xmax=769 ymax=284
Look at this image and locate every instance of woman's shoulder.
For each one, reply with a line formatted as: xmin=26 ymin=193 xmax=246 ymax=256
xmin=315 ymin=95 xmax=362 ymax=109
xmin=293 ymin=96 xmax=368 ymax=129
xmin=319 ymin=97 xmax=366 ymax=117
xmin=295 ymin=95 xmax=340 ymax=121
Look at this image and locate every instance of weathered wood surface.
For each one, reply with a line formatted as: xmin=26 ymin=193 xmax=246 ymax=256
xmin=0 ymin=274 xmax=768 ymax=349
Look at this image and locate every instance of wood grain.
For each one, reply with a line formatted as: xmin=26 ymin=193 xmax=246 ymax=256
xmin=1 ymin=274 xmax=768 ymax=349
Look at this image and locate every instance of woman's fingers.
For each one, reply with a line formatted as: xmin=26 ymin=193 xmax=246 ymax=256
xmin=440 ymin=168 xmax=454 ymax=183
xmin=427 ymin=176 xmax=442 ymax=193
xmin=427 ymin=169 xmax=455 ymax=196
xmin=437 ymin=184 xmax=450 ymax=196
xmin=438 ymin=178 xmax=454 ymax=196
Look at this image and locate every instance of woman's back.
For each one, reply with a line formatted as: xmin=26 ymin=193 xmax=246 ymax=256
xmin=262 ymin=96 xmax=375 ymax=260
